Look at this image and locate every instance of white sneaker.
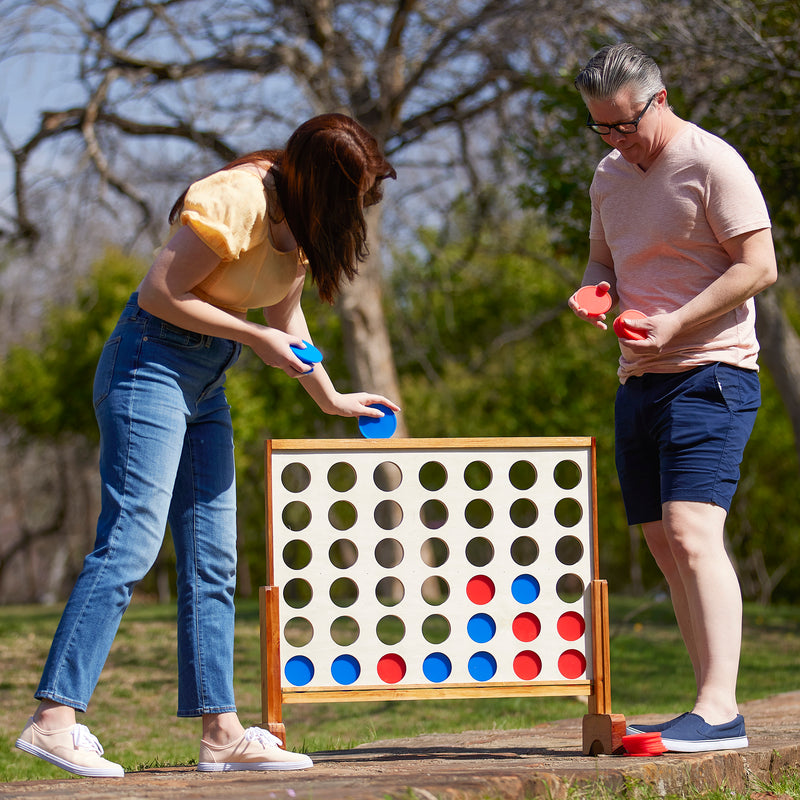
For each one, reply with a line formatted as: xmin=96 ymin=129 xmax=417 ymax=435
xmin=15 ymin=717 xmax=124 ymax=777
xmin=198 ymin=726 xmax=313 ymax=771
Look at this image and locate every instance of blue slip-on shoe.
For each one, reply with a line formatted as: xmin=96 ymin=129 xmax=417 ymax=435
xmin=626 ymin=712 xmax=689 ymax=736
xmin=660 ymin=713 xmax=748 ymax=753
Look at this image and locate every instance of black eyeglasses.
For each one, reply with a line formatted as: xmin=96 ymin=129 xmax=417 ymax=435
xmin=586 ymin=93 xmax=657 ymax=136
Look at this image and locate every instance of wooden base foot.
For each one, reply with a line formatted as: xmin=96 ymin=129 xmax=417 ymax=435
xmin=260 ymin=721 xmax=286 ymax=747
xmin=582 ymin=713 xmax=626 ymax=755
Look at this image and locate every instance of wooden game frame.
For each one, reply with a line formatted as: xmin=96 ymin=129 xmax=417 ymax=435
xmin=260 ymin=437 xmax=625 ymax=755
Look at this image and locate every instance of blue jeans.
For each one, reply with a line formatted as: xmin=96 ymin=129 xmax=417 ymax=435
xmin=36 ymin=294 xmax=242 ymax=716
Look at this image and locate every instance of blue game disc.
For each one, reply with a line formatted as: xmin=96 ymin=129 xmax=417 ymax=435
xmin=284 ymin=655 xmax=314 ymax=687
xmin=290 ymin=340 xmax=323 ymax=365
xmin=331 ymin=654 xmax=361 ymax=685
xmin=358 ymin=403 xmax=397 ymax=439
xmin=467 ymin=651 xmax=497 ymax=682
xmin=423 ymin=652 xmax=452 ymax=683
xmin=511 ymin=574 xmax=541 ymax=604
xmin=467 ymin=613 xmax=497 ymax=644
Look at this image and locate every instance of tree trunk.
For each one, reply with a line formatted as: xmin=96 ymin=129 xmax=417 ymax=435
xmin=755 ymin=289 xmax=800 ymax=467
xmin=336 ymin=203 xmax=408 ymax=437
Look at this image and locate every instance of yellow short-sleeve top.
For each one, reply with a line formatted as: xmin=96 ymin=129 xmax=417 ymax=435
xmin=175 ymin=169 xmax=302 ymax=313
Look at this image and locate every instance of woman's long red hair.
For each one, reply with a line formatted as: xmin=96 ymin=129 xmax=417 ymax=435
xmin=169 ymin=114 xmax=395 ymax=303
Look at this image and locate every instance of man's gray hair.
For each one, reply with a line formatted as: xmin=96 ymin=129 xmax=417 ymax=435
xmin=575 ymin=43 xmax=665 ymax=104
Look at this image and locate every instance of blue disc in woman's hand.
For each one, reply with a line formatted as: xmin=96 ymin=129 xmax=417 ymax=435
xmin=358 ymin=404 xmax=397 ymax=439
xmin=290 ymin=340 xmax=323 ymax=365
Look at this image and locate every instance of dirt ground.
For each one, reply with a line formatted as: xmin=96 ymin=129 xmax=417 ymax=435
xmin=3 ymin=692 xmax=800 ymax=800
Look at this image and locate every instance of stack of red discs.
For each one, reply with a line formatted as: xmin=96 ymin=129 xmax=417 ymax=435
xmin=622 ymin=732 xmax=667 ymax=757
xmin=613 ymin=310 xmax=647 ymax=340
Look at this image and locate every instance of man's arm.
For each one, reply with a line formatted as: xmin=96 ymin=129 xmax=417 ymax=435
xmin=674 ymin=228 xmax=777 ymax=329
xmin=624 ymin=227 xmax=777 ymax=349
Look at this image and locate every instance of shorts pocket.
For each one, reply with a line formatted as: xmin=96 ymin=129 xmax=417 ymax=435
xmin=713 ymin=363 xmax=761 ymax=413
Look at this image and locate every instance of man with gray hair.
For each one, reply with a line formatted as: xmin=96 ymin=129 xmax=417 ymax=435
xmin=569 ymin=43 xmax=777 ymax=752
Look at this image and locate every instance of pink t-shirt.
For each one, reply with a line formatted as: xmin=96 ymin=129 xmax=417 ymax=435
xmin=589 ymin=123 xmax=771 ymax=382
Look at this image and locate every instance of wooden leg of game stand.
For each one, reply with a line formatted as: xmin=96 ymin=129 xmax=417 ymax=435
xmin=582 ymin=579 xmax=626 ymax=755
xmin=259 ymin=585 xmax=286 ymax=746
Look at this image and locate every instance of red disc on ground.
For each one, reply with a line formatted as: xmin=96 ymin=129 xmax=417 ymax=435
xmin=623 ymin=732 xmax=666 ymax=756
xmin=557 ymin=611 xmax=585 ymax=641
xmin=513 ymin=650 xmax=542 ymax=680
xmin=575 ymin=284 xmax=612 ymax=317
xmin=466 ymin=575 xmax=495 ymax=605
xmin=512 ymin=612 xmax=541 ymax=642
xmin=377 ymin=653 xmax=407 ymax=683
xmin=558 ymin=649 xmax=586 ymax=679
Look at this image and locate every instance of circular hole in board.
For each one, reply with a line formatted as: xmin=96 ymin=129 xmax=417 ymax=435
xmin=510 ymin=498 xmax=537 ymax=528
xmin=327 ymin=461 xmax=356 ymax=492
xmin=464 ymin=461 xmax=492 ymax=490
xmin=511 ymin=535 xmax=539 ymax=566
xmin=376 ymin=615 xmax=405 ymax=645
xmin=282 ymin=539 xmax=311 ymax=570
xmin=419 ymin=461 xmax=447 ymax=491
xmin=373 ymin=461 xmax=402 ymax=492
xmin=421 ymin=614 xmax=450 ymax=644
xmin=420 ymin=499 xmax=448 ymax=529
xmin=421 ymin=537 xmax=449 ymax=568
xmin=328 ymin=500 xmax=357 ymax=531
xmin=281 ymin=463 xmax=310 ymax=492
xmin=282 ymin=501 xmax=311 ymax=532
xmin=421 ymin=576 xmax=450 ymax=606
xmin=283 ymin=578 xmax=312 ymax=609
xmin=376 ymin=576 xmax=405 ymax=607
xmin=284 ymin=617 xmax=313 ymax=647
xmin=465 ymin=498 xmax=493 ymax=529
xmin=375 ymin=538 xmax=403 ymax=568
xmin=375 ymin=499 xmax=403 ymax=530
xmin=554 ymin=498 xmax=583 ymax=528
xmin=329 ymin=539 xmax=358 ymax=569
xmin=330 ymin=615 xmax=360 ymax=646
xmin=509 ymin=460 xmax=537 ymax=490
xmin=556 ymin=573 xmax=585 ymax=603
xmin=465 ymin=537 xmax=494 ymax=568
xmin=554 ymin=459 xmax=582 ymax=490
xmin=330 ymin=577 xmax=359 ymax=608
xmin=555 ymin=535 xmax=584 ymax=566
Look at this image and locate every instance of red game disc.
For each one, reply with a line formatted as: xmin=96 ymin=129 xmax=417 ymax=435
xmin=622 ymin=732 xmax=666 ymax=757
xmin=575 ymin=284 xmax=612 ymax=317
xmin=613 ymin=309 xmax=647 ymax=340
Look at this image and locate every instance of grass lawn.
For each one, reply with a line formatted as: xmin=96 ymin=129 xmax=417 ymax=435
xmin=2 ymin=593 xmax=800 ymax=793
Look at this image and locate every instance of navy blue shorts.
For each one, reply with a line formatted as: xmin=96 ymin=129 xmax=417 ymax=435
xmin=614 ymin=363 xmax=760 ymax=525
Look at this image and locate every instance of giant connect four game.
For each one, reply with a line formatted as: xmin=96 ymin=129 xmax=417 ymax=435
xmin=259 ymin=438 xmax=624 ymax=755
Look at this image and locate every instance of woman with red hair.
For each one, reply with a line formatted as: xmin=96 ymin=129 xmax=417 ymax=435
xmin=17 ymin=114 xmax=399 ymax=777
